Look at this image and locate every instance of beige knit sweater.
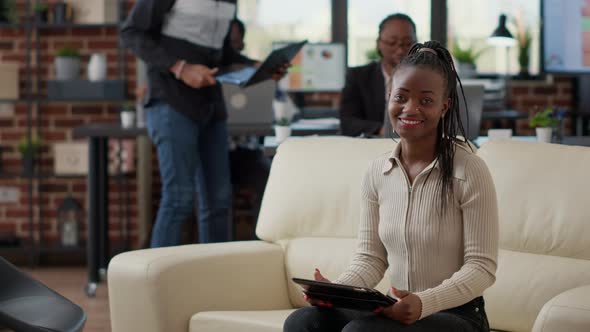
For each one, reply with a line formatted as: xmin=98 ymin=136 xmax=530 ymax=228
xmin=335 ymin=143 xmax=499 ymax=319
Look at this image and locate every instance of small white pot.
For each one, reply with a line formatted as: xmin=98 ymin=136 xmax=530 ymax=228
xmin=458 ymin=62 xmax=477 ymax=79
xmin=87 ymin=53 xmax=107 ymax=82
xmin=121 ymin=111 xmax=135 ymax=128
xmin=535 ymin=127 xmax=553 ymax=143
xmin=274 ymin=125 xmax=291 ymax=143
xmin=55 ymin=56 xmax=80 ymax=80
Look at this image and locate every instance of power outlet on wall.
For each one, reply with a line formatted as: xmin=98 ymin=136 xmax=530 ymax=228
xmin=0 ymin=187 xmax=19 ymax=203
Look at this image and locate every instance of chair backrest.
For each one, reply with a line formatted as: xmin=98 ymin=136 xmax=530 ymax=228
xmin=0 ymin=257 xmax=86 ymax=332
xmin=458 ymin=83 xmax=485 ymax=140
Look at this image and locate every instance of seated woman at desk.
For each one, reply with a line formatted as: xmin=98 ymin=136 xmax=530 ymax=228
xmin=340 ymin=13 xmax=416 ymax=137
xmin=285 ymin=41 xmax=499 ymax=332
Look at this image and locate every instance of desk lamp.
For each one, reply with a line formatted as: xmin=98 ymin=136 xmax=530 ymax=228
xmin=489 ymin=14 xmax=516 ymax=109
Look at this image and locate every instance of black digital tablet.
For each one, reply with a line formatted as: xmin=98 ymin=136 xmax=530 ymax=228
xmin=292 ymin=278 xmax=397 ymax=311
xmin=216 ymin=40 xmax=307 ymax=87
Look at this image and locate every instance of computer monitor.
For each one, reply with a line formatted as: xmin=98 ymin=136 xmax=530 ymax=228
xmin=542 ymin=0 xmax=590 ymax=73
xmin=272 ymin=42 xmax=346 ymax=92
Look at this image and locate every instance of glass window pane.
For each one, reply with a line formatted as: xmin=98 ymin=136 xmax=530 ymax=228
xmin=347 ymin=0 xmax=431 ymax=67
xmin=237 ymin=0 xmax=332 ymax=60
xmin=448 ymin=0 xmax=541 ymax=75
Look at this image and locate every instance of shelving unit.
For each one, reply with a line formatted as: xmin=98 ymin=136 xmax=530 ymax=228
xmin=0 ymin=0 xmax=130 ymax=265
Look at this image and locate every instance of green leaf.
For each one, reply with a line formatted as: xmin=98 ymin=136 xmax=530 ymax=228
xmin=529 ymin=108 xmax=559 ymax=128
xmin=56 ymin=47 xmax=80 ymax=58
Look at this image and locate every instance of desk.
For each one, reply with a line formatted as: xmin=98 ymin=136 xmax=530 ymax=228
xmin=73 ymin=120 xmax=339 ymax=296
xmin=474 ymin=136 xmax=590 ymax=147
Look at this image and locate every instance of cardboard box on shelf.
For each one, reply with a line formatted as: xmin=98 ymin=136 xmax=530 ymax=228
xmin=67 ymin=0 xmax=118 ymax=24
xmin=0 ymin=63 xmax=20 ymax=100
xmin=54 ymin=142 xmax=89 ymax=176
xmin=53 ymin=140 xmax=135 ymax=176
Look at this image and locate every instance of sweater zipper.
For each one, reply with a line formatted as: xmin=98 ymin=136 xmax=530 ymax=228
xmin=399 ymin=168 xmax=414 ymax=291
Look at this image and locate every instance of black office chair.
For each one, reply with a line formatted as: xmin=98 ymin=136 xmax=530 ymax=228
xmin=0 ymin=257 xmax=86 ymax=332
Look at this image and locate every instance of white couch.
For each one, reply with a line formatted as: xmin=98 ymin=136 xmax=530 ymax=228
xmin=108 ymin=137 xmax=590 ymax=332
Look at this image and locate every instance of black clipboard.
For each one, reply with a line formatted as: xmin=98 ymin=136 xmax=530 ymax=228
xmin=292 ymin=278 xmax=397 ymax=311
xmin=216 ymin=40 xmax=307 ymax=87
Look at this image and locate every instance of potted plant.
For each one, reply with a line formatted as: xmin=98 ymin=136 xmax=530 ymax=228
xmin=365 ymin=48 xmax=380 ymax=62
xmin=55 ymin=46 xmax=80 ymax=80
xmin=120 ymin=103 xmax=136 ymax=128
xmin=33 ymin=3 xmax=48 ymax=23
xmin=17 ymin=135 xmax=42 ymax=175
xmin=274 ymin=117 xmax=292 ymax=144
xmin=529 ymin=107 xmax=558 ymax=143
xmin=451 ymin=40 xmax=486 ymax=79
xmin=0 ymin=0 xmax=17 ymax=24
xmin=516 ymin=24 xmax=533 ymax=78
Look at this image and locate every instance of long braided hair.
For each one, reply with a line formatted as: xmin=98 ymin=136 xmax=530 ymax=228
xmin=395 ymin=40 xmax=470 ymax=212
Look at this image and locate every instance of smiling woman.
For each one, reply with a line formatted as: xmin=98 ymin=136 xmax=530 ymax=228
xmin=284 ymin=41 xmax=499 ymax=332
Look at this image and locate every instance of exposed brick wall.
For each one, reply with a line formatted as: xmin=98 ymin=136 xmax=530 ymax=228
xmin=506 ymin=76 xmax=574 ymax=136
xmin=0 ymin=1 xmax=139 ymax=253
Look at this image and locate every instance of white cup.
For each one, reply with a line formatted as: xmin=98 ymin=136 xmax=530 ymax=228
xmin=121 ymin=111 xmax=135 ymax=128
xmin=488 ymin=129 xmax=513 ymax=140
xmin=274 ymin=125 xmax=292 ymax=144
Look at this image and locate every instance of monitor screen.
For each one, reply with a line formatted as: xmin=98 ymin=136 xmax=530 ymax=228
xmin=543 ymin=0 xmax=590 ymax=73
xmin=273 ymin=42 xmax=346 ymax=92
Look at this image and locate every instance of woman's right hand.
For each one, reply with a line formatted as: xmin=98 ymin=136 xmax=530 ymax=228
xmin=179 ymin=63 xmax=218 ymax=88
xmin=302 ymin=269 xmax=333 ymax=307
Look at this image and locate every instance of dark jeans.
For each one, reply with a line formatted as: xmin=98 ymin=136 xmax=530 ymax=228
xmin=146 ymin=102 xmax=232 ymax=247
xmin=229 ymin=146 xmax=270 ymax=230
xmin=284 ymin=297 xmax=489 ymax=332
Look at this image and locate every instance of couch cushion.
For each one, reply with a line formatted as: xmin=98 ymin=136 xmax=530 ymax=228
xmin=532 ymin=285 xmax=590 ymax=332
xmin=485 ymin=249 xmax=590 ymax=332
xmin=257 ymin=137 xmax=395 ymax=242
xmin=190 ymin=310 xmax=294 ymax=332
xmin=477 ymin=140 xmax=590 ymax=259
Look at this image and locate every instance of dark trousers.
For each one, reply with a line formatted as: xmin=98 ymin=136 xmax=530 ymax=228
xmin=284 ymin=296 xmax=490 ymax=332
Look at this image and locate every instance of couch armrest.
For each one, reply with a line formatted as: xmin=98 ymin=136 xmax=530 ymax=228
xmin=532 ymin=285 xmax=590 ymax=332
xmin=108 ymin=241 xmax=293 ymax=332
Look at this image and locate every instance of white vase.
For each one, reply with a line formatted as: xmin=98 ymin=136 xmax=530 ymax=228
xmin=535 ymin=127 xmax=553 ymax=143
xmin=274 ymin=125 xmax=291 ymax=144
xmin=120 ymin=111 xmax=135 ymax=128
xmin=87 ymin=53 xmax=107 ymax=82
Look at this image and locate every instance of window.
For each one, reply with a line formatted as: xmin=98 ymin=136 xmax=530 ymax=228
xmin=347 ymin=0 xmax=431 ymax=67
xmin=447 ymin=0 xmax=541 ymax=75
xmin=237 ymin=0 xmax=332 ymax=60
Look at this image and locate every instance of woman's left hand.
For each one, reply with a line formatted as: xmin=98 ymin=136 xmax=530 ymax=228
xmin=379 ymin=287 xmax=422 ymax=325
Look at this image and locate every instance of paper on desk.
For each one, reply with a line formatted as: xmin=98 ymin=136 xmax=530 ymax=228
xmin=292 ymin=118 xmax=340 ymax=130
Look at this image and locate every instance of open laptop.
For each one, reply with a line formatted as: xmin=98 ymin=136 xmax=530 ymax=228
xmin=216 ymin=40 xmax=307 ymax=87
xmin=458 ymin=83 xmax=485 ymax=141
xmin=222 ymin=80 xmax=275 ymax=126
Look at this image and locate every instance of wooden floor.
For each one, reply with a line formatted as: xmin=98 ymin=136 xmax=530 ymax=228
xmin=22 ymin=267 xmax=111 ymax=332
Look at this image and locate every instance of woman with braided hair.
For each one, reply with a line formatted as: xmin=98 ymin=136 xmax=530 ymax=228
xmin=284 ymin=41 xmax=499 ymax=332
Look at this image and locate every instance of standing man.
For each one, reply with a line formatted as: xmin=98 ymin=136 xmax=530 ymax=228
xmin=340 ymin=13 xmax=417 ymax=137
xmin=121 ymin=0 xmax=285 ymax=247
